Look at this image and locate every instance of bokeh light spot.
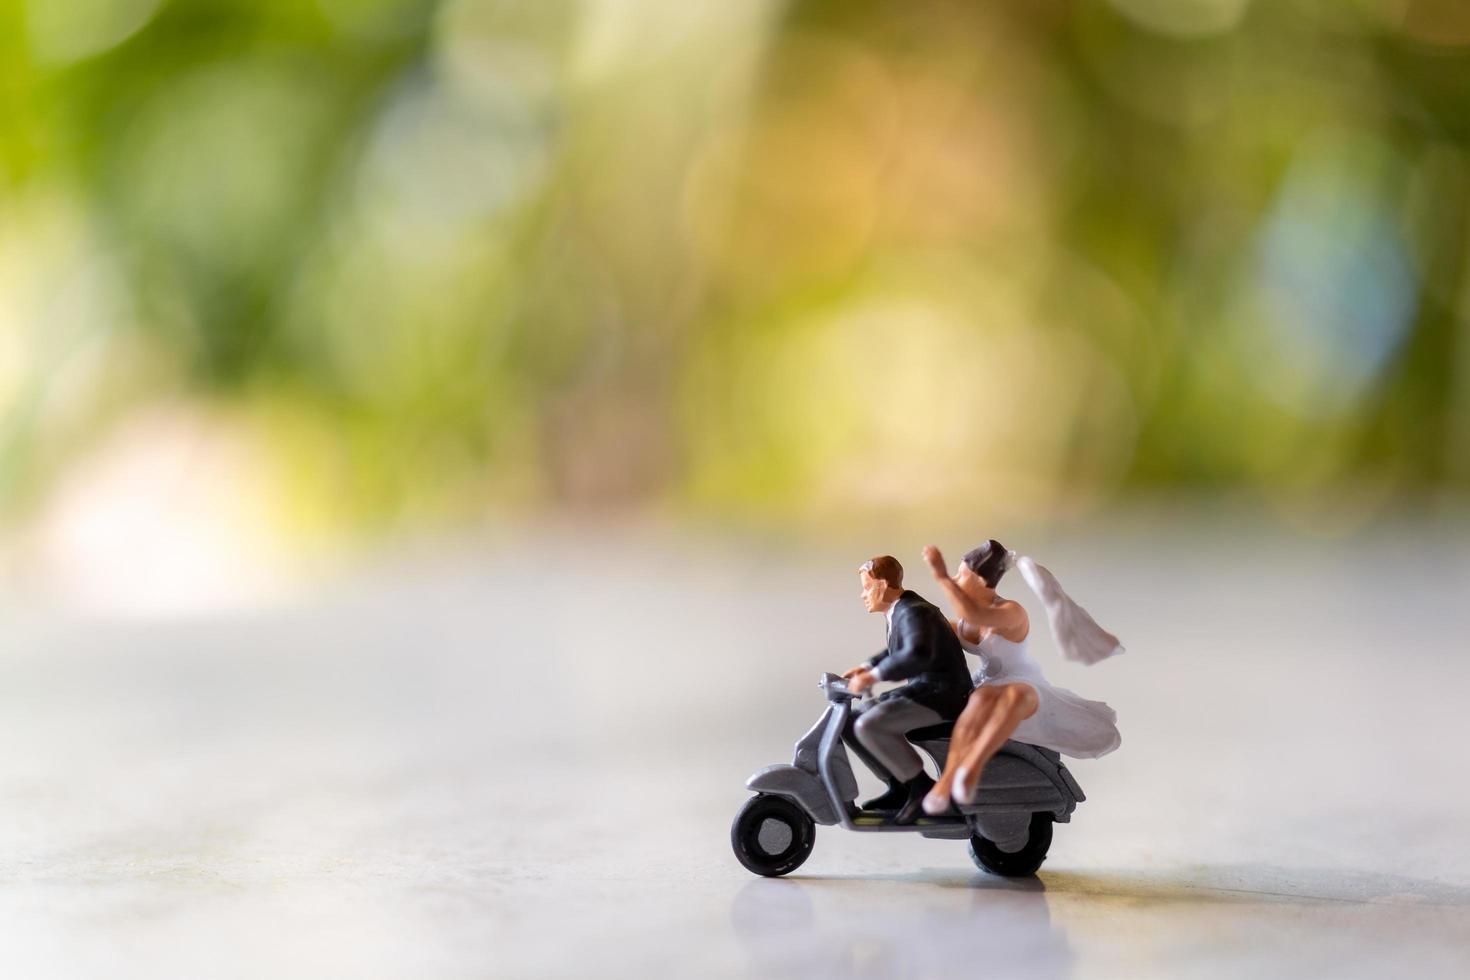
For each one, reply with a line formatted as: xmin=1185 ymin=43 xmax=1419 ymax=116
xmin=1104 ymin=0 xmax=1251 ymax=38
xmin=1251 ymin=131 xmax=1418 ymax=418
xmin=26 ymin=0 xmax=163 ymax=66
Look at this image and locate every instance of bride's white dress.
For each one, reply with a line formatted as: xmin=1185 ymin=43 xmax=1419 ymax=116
xmin=960 ymin=629 xmax=1121 ymax=759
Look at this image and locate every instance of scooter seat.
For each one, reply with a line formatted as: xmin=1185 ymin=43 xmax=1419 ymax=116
xmin=906 ymin=721 xmax=955 ymax=741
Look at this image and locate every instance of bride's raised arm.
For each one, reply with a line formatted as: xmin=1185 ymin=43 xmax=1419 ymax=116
xmin=922 ymin=545 xmax=1026 ymax=638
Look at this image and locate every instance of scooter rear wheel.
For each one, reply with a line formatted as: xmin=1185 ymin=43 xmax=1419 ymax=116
xmin=731 ymin=794 xmax=816 ymax=877
xmin=969 ymin=811 xmax=1053 ymax=877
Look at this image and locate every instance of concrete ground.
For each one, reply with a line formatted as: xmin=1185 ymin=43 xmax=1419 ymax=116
xmin=2 ymin=519 xmax=1467 ymax=978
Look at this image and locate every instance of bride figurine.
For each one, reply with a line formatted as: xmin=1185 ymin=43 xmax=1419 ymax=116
xmin=919 ymin=540 xmax=1123 ymax=815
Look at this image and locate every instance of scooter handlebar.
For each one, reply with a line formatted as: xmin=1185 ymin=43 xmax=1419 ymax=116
xmin=819 ymin=672 xmax=858 ymax=701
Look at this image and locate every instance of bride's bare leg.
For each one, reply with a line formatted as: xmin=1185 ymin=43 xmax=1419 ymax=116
xmin=953 ymin=684 xmax=1039 ymax=804
xmin=923 ymin=687 xmax=1000 ymax=814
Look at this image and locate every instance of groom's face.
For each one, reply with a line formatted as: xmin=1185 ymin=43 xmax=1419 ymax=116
xmin=859 ymin=569 xmax=894 ymax=613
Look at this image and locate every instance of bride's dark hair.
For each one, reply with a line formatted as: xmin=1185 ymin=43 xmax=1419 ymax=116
xmin=962 ymin=539 xmax=1010 ymax=587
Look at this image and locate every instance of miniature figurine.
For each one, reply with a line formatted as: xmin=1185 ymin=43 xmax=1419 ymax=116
xmin=920 ymin=540 xmax=1122 ymax=815
xmin=840 ymin=556 xmax=973 ymax=825
xmin=730 ymin=542 xmax=1121 ymax=878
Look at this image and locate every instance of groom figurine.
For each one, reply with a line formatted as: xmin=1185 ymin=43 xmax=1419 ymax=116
xmin=843 ymin=556 xmax=974 ymax=824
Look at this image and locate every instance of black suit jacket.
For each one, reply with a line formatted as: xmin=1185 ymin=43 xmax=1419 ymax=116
xmin=867 ymin=590 xmax=973 ymax=718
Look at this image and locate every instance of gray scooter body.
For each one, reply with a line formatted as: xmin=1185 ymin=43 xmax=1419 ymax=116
xmin=741 ymin=673 xmax=1085 ymax=862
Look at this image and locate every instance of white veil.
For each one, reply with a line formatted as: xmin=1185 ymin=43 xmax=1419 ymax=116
xmin=1009 ymin=552 xmax=1124 ymax=666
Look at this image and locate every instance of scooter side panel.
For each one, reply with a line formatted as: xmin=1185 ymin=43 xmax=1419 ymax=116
xmin=911 ymin=741 xmax=1078 ymax=821
xmin=993 ymin=742 xmax=1085 ymax=809
xmin=971 ymin=754 xmax=1064 ymax=791
xmin=1056 ymin=764 xmax=1086 ymax=803
xmin=961 ymin=755 xmax=1070 ymax=817
xmin=746 ymin=765 xmax=840 ymax=825
xmin=960 ymin=788 xmax=1068 ymax=810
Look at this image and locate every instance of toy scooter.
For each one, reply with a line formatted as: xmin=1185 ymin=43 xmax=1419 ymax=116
xmin=731 ymin=673 xmax=1086 ymax=877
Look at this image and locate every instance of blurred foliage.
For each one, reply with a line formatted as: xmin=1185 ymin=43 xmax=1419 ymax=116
xmin=3 ymin=0 xmax=1470 ymax=537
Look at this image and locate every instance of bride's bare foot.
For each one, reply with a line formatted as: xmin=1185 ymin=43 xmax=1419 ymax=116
xmin=930 ymin=763 xmax=960 ymax=802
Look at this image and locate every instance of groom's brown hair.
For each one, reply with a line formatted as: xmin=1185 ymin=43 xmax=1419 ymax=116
xmin=861 ymin=555 xmax=903 ymax=588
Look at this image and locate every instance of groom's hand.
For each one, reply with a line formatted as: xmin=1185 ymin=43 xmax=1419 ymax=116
xmin=841 ymin=665 xmax=866 ymax=679
xmin=847 ymin=668 xmax=876 ymax=695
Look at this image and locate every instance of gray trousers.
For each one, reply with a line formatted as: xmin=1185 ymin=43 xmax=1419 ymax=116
xmin=847 ymin=696 xmax=944 ymax=782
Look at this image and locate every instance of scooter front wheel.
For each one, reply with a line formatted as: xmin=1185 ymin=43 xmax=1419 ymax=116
xmin=731 ymin=794 xmax=816 ymax=877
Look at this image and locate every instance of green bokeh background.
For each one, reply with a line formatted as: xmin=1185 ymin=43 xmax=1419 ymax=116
xmin=3 ymin=0 xmax=1469 ymax=543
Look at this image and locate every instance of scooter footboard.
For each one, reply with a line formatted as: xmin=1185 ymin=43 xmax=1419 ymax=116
xmin=746 ymin=765 xmax=842 ymax=825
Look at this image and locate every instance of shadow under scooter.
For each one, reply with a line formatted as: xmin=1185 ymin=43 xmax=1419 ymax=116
xmin=732 ymin=673 xmax=1086 ymax=877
